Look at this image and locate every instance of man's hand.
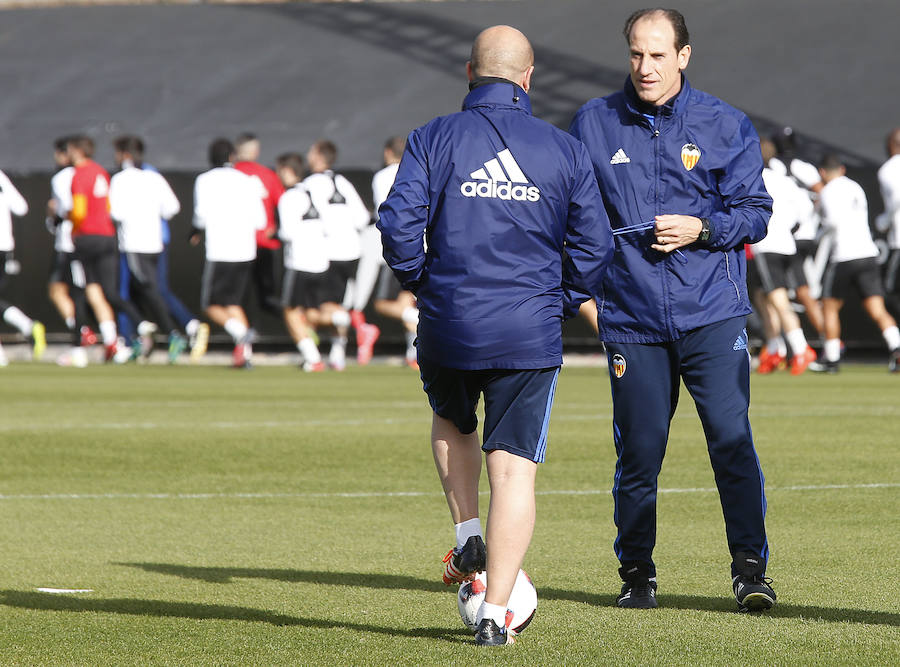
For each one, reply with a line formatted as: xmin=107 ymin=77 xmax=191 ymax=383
xmin=651 ymin=214 xmax=702 ymax=253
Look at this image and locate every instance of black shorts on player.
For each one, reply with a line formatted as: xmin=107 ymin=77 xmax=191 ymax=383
xmin=73 ymin=234 xmax=143 ymax=324
xmin=281 ymin=269 xmax=327 ymax=309
xmin=821 ymin=257 xmax=884 ymax=301
xmin=418 ymin=357 xmax=559 ymax=463
xmin=201 ymin=260 xmax=252 ymax=308
xmin=753 ymin=252 xmax=792 ymax=294
xmin=374 ymin=264 xmax=403 ymax=302
xmin=321 ymin=258 xmax=358 ymax=304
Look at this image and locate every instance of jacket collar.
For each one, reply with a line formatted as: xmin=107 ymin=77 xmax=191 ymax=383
xmin=462 ymin=80 xmax=532 ymax=114
xmin=623 ymin=74 xmax=691 ymax=119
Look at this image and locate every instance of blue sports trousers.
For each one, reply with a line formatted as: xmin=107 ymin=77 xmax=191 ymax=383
xmin=604 ymin=316 xmax=768 ymax=576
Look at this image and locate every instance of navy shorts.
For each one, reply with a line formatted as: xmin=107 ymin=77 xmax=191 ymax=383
xmin=418 ymin=357 xmax=560 ymax=463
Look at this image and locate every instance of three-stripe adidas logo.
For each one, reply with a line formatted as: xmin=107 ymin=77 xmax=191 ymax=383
xmin=610 ymin=148 xmax=631 ymax=165
xmin=460 ymin=148 xmax=541 ymax=202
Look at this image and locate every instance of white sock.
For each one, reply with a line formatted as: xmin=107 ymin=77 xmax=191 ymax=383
xmin=99 ymin=320 xmax=117 ymax=346
xmin=475 ymin=601 xmax=508 ymax=628
xmin=405 ymin=330 xmax=416 ymax=351
xmin=331 ymin=309 xmax=351 ymax=328
xmin=137 ymin=320 xmax=157 ymax=336
xmin=65 ymin=316 xmax=76 ymax=330
xmin=224 ymin=318 xmax=248 ymax=343
xmin=454 ymin=518 xmax=482 ymax=550
xmin=3 ymin=306 xmax=33 ymax=336
xmin=882 ymin=326 xmax=900 ymax=351
xmin=185 ymin=319 xmax=200 ymax=338
xmin=824 ymin=338 xmax=841 ymax=363
xmin=298 ymin=338 xmax=321 ymax=363
xmin=401 ymin=306 xmax=419 ymax=327
xmin=785 ymin=328 xmax=808 ymax=357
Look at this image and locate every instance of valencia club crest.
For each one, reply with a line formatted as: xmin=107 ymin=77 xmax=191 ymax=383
xmin=681 ymin=143 xmax=701 ymax=171
xmin=612 ymin=353 xmax=627 ymax=379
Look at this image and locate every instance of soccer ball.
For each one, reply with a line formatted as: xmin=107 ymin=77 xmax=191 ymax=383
xmin=457 ymin=569 xmax=537 ymax=635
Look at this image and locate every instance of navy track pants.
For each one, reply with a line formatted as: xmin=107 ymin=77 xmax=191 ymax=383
xmin=604 ymin=316 xmax=769 ymax=575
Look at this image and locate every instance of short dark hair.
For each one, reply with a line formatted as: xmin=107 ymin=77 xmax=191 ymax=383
xmin=819 ymin=154 xmax=844 ymax=171
xmin=384 ymin=136 xmax=407 ymax=159
xmin=276 ymin=152 xmax=305 ymax=179
xmin=208 ymin=138 xmax=235 ymax=168
xmin=69 ymin=135 xmax=95 ymax=158
xmin=312 ymin=140 xmax=337 ymax=168
xmin=623 ymin=8 xmax=690 ymax=51
xmin=113 ymin=135 xmax=145 ymax=167
xmin=235 ymin=132 xmax=258 ymax=148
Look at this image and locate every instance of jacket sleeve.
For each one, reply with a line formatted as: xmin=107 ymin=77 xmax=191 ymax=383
xmin=561 ymin=144 xmax=614 ymax=319
xmin=706 ymin=115 xmax=773 ymax=250
xmin=376 ymin=129 xmax=429 ymax=293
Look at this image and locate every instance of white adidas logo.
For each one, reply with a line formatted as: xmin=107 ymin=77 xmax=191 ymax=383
xmin=460 ymin=148 xmax=541 ymax=202
xmin=610 ymin=148 xmax=631 ymax=165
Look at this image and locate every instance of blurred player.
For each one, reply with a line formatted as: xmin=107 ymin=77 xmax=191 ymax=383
xmin=877 ymin=128 xmax=900 ymax=316
xmin=46 ymin=137 xmax=97 ymax=367
xmin=304 ymin=140 xmax=371 ymax=370
xmin=234 ymin=132 xmax=285 ymax=319
xmin=752 ymin=139 xmax=816 ymax=374
xmin=771 ymin=127 xmax=826 ymax=337
xmin=371 ymin=136 xmax=419 ymax=368
xmin=379 ymin=26 xmax=612 ymax=646
xmin=275 ymin=152 xmax=328 ymax=372
xmin=0 ymin=167 xmax=46 ymax=365
xmin=193 ymin=138 xmax=266 ymax=368
xmin=109 ymin=135 xmax=187 ymax=362
xmin=812 ymin=154 xmax=900 ymax=372
xmin=67 ymin=135 xmax=150 ymax=363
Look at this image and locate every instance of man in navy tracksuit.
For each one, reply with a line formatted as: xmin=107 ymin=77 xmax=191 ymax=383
xmin=379 ymin=25 xmax=612 ymax=645
xmin=570 ymin=8 xmax=776 ymax=612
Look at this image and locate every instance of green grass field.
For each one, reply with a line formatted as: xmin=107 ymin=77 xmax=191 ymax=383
xmin=0 ymin=362 xmax=897 ymax=665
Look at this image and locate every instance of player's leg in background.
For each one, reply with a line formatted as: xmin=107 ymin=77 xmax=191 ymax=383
xmin=252 ymin=247 xmax=282 ymax=318
xmin=158 ymin=242 xmax=199 ymax=331
xmin=116 ymin=251 xmax=136 ymax=343
xmin=861 ymin=295 xmax=900 ymax=363
xmin=679 ymin=317 xmax=768 ymax=574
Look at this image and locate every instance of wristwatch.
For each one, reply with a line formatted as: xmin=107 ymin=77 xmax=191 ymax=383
xmin=697 ymin=217 xmax=711 ymax=243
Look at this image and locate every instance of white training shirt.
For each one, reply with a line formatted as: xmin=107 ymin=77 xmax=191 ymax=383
xmin=110 ymin=166 xmax=180 ymax=254
xmin=303 ymin=170 xmax=370 ymax=262
xmin=754 ymin=168 xmax=801 ymax=256
xmin=193 ymin=166 xmax=266 ymax=263
xmin=50 ymin=167 xmax=75 ymax=253
xmin=818 ymin=175 xmax=877 ymax=263
xmin=278 ymin=184 xmax=329 ymax=273
xmin=877 ymin=154 xmax=900 ymax=250
xmin=372 ymin=163 xmax=399 ymax=218
xmin=0 ymin=169 xmax=28 ymax=252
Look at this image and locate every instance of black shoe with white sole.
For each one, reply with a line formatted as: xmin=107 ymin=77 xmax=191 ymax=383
xmin=616 ymin=563 xmax=658 ymax=608
xmin=732 ymin=552 xmax=776 ymax=612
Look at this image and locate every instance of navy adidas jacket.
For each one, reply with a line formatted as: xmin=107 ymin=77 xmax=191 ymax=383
xmin=378 ymin=81 xmax=613 ymax=370
xmin=570 ymin=76 xmax=772 ymax=343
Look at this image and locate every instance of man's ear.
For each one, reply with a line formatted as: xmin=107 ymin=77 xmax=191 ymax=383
xmin=521 ymin=65 xmax=534 ymax=93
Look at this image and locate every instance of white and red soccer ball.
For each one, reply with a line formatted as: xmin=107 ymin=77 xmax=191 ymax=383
xmin=457 ymin=569 xmax=537 ymax=635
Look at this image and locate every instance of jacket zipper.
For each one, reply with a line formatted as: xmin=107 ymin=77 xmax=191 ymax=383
xmin=652 ymin=112 xmax=675 ymax=339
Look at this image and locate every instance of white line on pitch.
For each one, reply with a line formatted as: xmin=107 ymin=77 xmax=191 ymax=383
xmin=0 ymin=483 xmax=895 ymax=502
